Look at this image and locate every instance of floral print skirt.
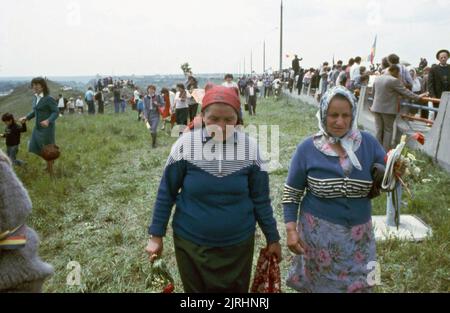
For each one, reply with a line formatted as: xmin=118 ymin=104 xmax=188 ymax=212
xmin=286 ymin=212 xmax=377 ymax=293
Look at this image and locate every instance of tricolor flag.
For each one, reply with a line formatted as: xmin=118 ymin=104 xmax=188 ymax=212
xmin=369 ymin=35 xmax=377 ymax=64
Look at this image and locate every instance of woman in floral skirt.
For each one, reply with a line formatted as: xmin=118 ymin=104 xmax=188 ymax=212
xmin=282 ymin=86 xmax=386 ymax=293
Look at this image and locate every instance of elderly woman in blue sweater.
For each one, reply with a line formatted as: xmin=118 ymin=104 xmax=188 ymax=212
xmin=283 ymin=86 xmax=386 ymax=293
xmin=145 ymin=85 xmax=281 ymax=293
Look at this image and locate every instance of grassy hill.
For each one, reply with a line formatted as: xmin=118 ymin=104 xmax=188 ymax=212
xmin=0 ymin=89 xmax=448 ymax=292
xmin=0 ymin=80 xmax=84 ymax=117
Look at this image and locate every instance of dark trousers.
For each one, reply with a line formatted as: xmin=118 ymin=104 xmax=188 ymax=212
xmin=114 ymin=100 xmax=120 ymax=113
xmin=176 ymin=107 xmax=189 ymax=127
xmin=6 ymin=145 xmax=24 ymax=166
xmin=264 ymin=86 xmax=272 ymax=98
xmin=97 ymin=101 xmax=104 ymax=114
xmin=248 ymin=96 xmax=257 ymax=115
xmin=189 ymin=103 xmax=199 ymax=122
xmin=174 ymin=235 xmax=255 ymax=293
xmin=87 ymin=100 xmax=95 ymax=114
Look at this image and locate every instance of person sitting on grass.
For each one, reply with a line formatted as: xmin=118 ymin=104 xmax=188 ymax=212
xmin=1 ymin=113 xmax=27 ymax=166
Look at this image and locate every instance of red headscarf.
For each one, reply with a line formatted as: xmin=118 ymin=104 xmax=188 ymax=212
xmin=187 ymin=84 xmax=242 ymax=130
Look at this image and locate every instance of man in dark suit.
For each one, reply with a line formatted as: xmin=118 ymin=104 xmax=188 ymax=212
xmin=371 ymin=65 xmax=426 ymax=151
xmin=292 ymin=55 xmax=302 ymax=76
xmin=428 ymin=49 xmax=450 ymax=100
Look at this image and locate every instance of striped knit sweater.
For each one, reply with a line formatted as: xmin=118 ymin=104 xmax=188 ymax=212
xmin=282 ymin=132 xmax=386 ymax=227
xmin=148 ymin=128 xmax=280 ymax=247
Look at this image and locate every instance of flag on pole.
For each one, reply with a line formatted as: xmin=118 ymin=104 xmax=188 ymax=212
xmin=369 ymin=35 xmax=377 ymax=64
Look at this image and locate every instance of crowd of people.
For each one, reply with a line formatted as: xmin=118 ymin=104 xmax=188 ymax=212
xmin=0 ymin=47 xmax=449 ymax=294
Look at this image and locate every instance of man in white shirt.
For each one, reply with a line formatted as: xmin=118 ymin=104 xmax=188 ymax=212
xmin=222 ymin=74 xmax=239 ymax=93
xmin=256 ymin=79 xmax=264 ymax=98
xmin=272 ymin=77 xmax=282 ymax=97
xmin=133 ymin=87 xmax=141 ymax=111
xmin=57 ymin=94 xmax=65 ymax=115
xmin=350 ymin=56 xmax=362 ymax=88
xmin=245 ymin=80 xmax=257 ymax=116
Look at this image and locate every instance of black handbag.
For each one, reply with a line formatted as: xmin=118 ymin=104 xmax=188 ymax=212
xmin=368 ymin=163 xmax=385 ymax=199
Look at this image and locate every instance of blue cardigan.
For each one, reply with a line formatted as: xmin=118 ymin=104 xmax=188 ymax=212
xmin=148 ymin=129 xmax=280 ymax=247
xmin=282 ymin=131 xmax=386 ymax=227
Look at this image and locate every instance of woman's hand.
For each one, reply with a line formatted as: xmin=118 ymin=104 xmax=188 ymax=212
xmin=19 ymin=117 xmax=27 ymax=123
xmin=40 ymin=120 xmax=50 ymax=128
xmin=266 ymin=242 xmax=282 ymax=263
xmin=145 ymin=236 xmax=163 ymax=262
xmin=286 ymin=223 xmax=306 ymax=255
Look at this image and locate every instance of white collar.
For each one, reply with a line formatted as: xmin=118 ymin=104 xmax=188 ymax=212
xmin=36 ymin=93 xmax=44 ymax=98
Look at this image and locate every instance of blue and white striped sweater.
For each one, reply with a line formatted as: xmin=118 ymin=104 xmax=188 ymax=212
xmin=283 ymin=132 xmax=386 ymax=227
xmin=148 ymin=128 xmax=280 ymax=247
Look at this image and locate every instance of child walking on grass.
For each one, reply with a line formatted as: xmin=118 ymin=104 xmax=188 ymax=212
xmin=1 ymin=113 xmax=27 ymax=166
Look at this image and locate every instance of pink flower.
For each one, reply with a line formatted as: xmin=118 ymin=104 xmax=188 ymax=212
xmin=354 ymin=251 xmax=366 ymax=264
xmin=351 ymin=225 xmax=365 ymax=241
xmin=304 ymin=268 xmax=313 ymax=281
xmin=338 ymin=271 xmax=348 ymax=281
xmin=347 ymin=281 xmax=365 ymax=293
xmin=317 ymin=249 xmax=332 ymax=267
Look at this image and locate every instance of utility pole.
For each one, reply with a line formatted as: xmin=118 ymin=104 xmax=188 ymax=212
xmin=279 ymin=0 xmax=283 ymax=72
xmin=263 ymin=40 xmax=266 ymax=74
xmin=250 ymin=49 xmax=253 ymax=76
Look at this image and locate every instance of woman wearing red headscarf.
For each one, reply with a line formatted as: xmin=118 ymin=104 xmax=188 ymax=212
xmin=145 ymin=85 xmax=281 ymax=293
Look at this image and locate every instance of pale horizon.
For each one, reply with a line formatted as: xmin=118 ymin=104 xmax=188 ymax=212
xmin=1 ymin=0 xmax=449 ymax=77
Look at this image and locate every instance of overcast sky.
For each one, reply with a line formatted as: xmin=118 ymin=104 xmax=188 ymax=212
xmin=1 ymin=0 xmax=449 ymax=77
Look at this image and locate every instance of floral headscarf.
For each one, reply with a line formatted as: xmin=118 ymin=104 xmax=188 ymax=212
xmin=313 ymin=86 xmax=362 ymax=171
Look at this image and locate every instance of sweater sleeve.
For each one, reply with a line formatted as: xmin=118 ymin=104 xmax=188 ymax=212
xmin=26 ymin=111 xmax=35 ymax=121
xmin=392 ymin=78 xmax=421 ymax=101
xmin=47 ymin=98 xmax=59 ymax=123
xmin=282 ymin=140 xmax=308 ymax=224
xmin=248 ymin=163 xmax=280 ymax=244
xmin=19 ymin=123 xmax=27 ymax=133
xmin=148 ymin=159 xmax=186 ymax=237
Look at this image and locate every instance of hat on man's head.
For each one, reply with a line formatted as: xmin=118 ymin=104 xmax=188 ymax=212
xmin=201 ymin=85 xmax=241 ymax=114
xmin=436 ymin=49 xmax=450 ymax=60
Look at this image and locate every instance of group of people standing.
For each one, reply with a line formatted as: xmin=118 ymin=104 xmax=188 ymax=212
xmin=1 ymin=48 xmax=448 ymax=294
xmin=145 ymin=80 xmax=390 ymax=293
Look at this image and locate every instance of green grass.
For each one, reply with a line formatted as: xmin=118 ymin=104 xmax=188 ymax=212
xmin=2 ymin=90 xmax=449 ymax=293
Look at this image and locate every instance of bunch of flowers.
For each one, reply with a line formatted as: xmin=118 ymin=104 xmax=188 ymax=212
xmin=146 ymin=258 xmax=174 ymax=293
xmin=383 ymin=132 xmax=425 ymax=228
